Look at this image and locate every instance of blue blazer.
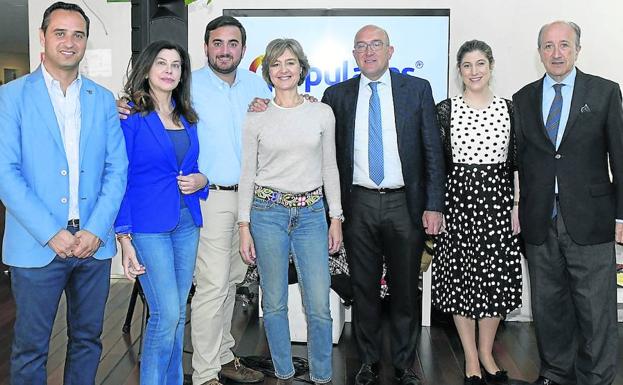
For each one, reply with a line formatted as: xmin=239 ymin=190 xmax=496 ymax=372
xmin=114 ymin=108 xmax=207 ymax=234
xmin=0 ymin=66 xmax=129 ymax=268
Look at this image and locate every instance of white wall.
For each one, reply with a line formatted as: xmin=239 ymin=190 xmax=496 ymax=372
xmin=28 ymin=0 xmax=623 ymax=99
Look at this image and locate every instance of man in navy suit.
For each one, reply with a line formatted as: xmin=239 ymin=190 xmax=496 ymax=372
xmin=513 ymin=21 xmax=622 ymax=385
xmin=0 ymin=2 xmax=127 ymax=384
xmin=321 ymin=25 xmax=445 ymax=385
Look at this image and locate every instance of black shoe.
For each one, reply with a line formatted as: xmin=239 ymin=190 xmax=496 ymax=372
xmin=532 ymin=376 xmax=560 ymax=385
xmin=355 ymin=363 xmax=379 ymax=385
xmin=464 ymin=375 xmax=485 ymax=385
xmin=394 ymin=368 xmax=422 ymax=385
xmin=481 ymin=366 xmax=508 ymax=385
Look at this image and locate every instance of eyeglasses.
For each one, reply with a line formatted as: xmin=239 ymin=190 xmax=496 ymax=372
xmin=354 ymin=40 xmax=385 ymax=53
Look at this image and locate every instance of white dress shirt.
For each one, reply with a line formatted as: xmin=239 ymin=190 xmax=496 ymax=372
xmin=353 ymin=70 xmax=404 ymax=188
xmin=42 ymin=64 xmax=82 ymax=221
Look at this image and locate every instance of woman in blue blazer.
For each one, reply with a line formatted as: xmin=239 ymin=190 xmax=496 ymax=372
xmin=114 ymin=40 xmax=208 ymax=385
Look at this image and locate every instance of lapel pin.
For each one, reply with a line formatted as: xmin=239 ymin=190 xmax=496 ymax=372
xmin=86 ymin=89 xmax=93 ymax=95
xmin=580 ymin=103 xmax=590 ymax=113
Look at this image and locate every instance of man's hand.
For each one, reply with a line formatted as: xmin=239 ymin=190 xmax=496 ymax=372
xmin=616 ymin=222 xmax=623 ymax=244
xmin=73 ymin=230 xmax=102 ymax=258
xmin=248 ymin=97 xmax=270 ymax=112
xmin=117 ymin=98 xmax=132 ymax=120
xmin=422 ymin=210 xmax=443 ymax=235
xmin=178 ymin=173 xmax=208 ymax=195
xmin=48 ymin=229 xmax=78 ymax=258
xmin=301 ymin=94 xmax=318 ymax=103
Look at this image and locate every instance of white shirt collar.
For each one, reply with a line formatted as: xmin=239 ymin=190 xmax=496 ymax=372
xmin=359 ymin=68 xmax=392 ymax=90
xmin=41 ymin=63 xmax=82 ymax=93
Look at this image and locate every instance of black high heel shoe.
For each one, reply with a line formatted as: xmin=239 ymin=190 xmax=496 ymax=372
xmin=463 ymin=360 xmax=485 ymax=385
xmin=481 ymin=366 xmax=509 ymax=385
xmin=464 ymin=375 xmax=486 ymax=385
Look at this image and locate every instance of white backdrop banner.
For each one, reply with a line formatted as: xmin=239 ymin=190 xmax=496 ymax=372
xmin=225 ymin=9 xmax=450 ymax=102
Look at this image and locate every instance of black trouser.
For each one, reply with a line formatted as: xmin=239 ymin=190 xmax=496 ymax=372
xmin=525 ymin=204 xmax=617 ymax=385
xmin=344 ymin=186 xmax=424 ymax=369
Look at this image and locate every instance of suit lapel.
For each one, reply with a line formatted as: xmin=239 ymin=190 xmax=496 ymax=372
xmin=28 ymin=67 xmax=65 ymax=155
xmin=560 ymin=70 xmax=587 ymax=146
xmin=531 ymin=77 xmax=553 ymax=146
xmin=390 ymin=72 xmax=408 ymax=144
xmin=79 ymin=79 xmax=95 ymax=166
xmin=344 ymin=78 xmax=359 ymax=170
xmin=145 ymin=110 xmax=178 ymax=169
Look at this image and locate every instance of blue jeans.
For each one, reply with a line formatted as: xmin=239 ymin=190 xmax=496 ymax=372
xmin=251 ymin=197 xmax=333 ymax=382
xmin=132 ymin=207 xmax=199 ymax=385
xmin=10 ymin=226 xmax=111 ymax=385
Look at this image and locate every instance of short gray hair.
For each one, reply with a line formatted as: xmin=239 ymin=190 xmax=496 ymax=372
xmin=538 ymin=21 xmax=581 ymax=49
xmin=261 ymin=38 xmax=310 ymax=87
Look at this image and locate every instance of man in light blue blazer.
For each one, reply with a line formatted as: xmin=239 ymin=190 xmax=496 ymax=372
xmin=0 ymin=2 xmax=127 ymax=384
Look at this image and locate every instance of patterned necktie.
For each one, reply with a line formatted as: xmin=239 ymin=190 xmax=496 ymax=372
xmin=368 ymin=81 xmax=384 ymax=185
xmin=546 ymin=83 xmax=563 ymax=217
xmin=545 ymin=83 xmax=564 ymax=146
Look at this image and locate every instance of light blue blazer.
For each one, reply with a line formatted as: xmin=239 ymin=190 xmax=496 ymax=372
xmin=0 ymin=66 xmax=128 ymax=268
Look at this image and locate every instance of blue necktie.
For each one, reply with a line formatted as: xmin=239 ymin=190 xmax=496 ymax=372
xmin=368 ymin=82 xmax=384 ymax=185
xmin=545 ymin=83 xmax=564 ymax=146
xmin=546 ymin=83 xmax=563 ymax=217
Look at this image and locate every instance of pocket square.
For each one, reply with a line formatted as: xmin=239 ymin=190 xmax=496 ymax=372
xmin=580 ymin=103 xmax=591 ymax=113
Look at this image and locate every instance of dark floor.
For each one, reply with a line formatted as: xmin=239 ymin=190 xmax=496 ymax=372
xmin=0 ymin=276 xmax=621 ymax=385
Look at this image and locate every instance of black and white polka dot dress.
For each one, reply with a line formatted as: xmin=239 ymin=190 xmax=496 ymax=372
xmin=432 ymin=96 xmax=522 ymax=319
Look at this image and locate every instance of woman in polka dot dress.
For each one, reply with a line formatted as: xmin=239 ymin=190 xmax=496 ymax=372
xmin=432 ymin=40 xmax=522 ymax=385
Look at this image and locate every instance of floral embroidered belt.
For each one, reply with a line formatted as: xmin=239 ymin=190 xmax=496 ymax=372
xmin=254 ymin=185 xmax=323 ymax=208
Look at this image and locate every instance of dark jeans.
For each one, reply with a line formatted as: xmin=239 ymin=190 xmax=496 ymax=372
xmin=10 ymin=226 xmax=111 ymax=385
xmin=344 ymin=187 xmax=424 ymax=369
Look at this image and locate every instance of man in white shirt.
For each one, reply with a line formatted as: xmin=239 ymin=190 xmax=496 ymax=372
xmin=322 ymin=25 xmax=445 ymax=385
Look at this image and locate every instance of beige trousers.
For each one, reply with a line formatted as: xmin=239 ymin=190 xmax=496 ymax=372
xmin=191 ymin=191 xmax=248 ymax=383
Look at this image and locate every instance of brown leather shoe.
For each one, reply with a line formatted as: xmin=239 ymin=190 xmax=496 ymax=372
xmin=220 ymin=357 xmax=265 ymax=383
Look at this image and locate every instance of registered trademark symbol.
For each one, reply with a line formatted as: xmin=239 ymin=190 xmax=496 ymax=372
xmin=415 ymin=61 xmax=424 ymax=69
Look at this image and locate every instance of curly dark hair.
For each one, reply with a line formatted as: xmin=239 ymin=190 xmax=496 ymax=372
xmin=123 ymin=40 xmax=198 ymax=125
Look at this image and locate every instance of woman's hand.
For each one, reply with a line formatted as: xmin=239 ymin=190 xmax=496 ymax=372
xmin=119 ymin=239 xmax=145 ymax=282
xmin=239 ymin=225 xmax=257 ymax=265
xmin=511 ymin=205 xmax=521 ymax=235
xmin=178 ymin=173 xmax=208 ymax=195
xmin=328 ymin=219 xmax=343 ymax=254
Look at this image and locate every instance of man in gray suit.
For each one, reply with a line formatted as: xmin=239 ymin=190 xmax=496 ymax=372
xmin=513 ymin=20 xmax=622 ymax=385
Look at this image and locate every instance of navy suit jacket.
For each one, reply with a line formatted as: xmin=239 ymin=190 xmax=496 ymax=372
xmin=321 ymin=71 xmax=445 ymax=226
xmin=115 ymin=109 xmax=207 ymax=234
